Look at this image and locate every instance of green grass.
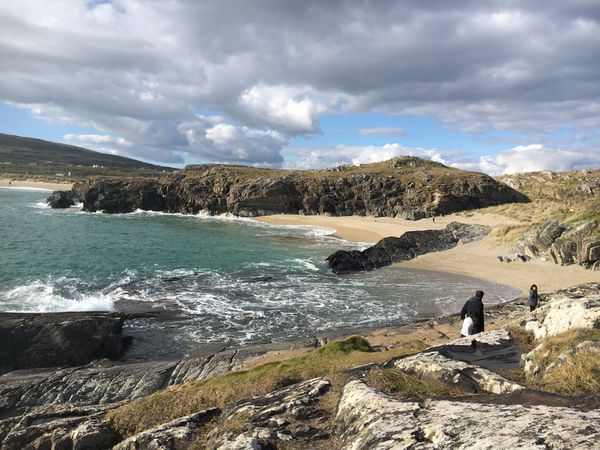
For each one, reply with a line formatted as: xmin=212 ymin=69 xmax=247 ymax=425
xmin=366 ymin=368 xmax=465 ymax=398
xmin=106 ymin=337 xmax=427 ymax=437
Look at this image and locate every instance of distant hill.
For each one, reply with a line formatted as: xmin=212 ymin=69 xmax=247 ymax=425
xmin=0 ymin=133 xmax=174 ymax=179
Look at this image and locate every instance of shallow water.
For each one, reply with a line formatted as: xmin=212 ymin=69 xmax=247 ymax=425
xmin=0 ymin=189 xmax=520 ymax=353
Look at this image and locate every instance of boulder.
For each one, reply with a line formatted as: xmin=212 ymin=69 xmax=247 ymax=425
xmin=536 ymin=218 xmax=566 ymax=248
xmin=46 ymin=190 xmax=76 ymax=208
xmin=581 ymin=236 xmax=600 ymax=263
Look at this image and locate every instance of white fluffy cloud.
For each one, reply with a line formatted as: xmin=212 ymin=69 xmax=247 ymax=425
xmin=0 ymin=1 xmax=599 ymax=168
xmin=283 ymin=143 xmax=451 ymax=170
xmin=453 ymin=144 xmax=600 ymax=175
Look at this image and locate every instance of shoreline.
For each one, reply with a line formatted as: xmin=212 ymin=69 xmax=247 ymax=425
xmin=255 ymin=213 xmax=600 ymax=293
xmin=0 ymin=178 xmax=73 ymax=191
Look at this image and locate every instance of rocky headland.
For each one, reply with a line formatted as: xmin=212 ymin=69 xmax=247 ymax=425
xmin=48 ymin=157 xmax=528 ymax=218
xmin=2 ymin=282 xmax=600 ymax=449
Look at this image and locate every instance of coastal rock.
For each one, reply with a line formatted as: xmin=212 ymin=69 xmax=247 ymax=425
xmin=327 ymin=222 xmax=490 ymax=274
xmin=1 ymin=404 xmax=120 ymax=450
xmin=523 ymin=282 xmax=600 ymax=339
xmin=516 ymin=218 xmax=599 ymax=270
xmin=210 ymin=378 xmax=331 ymax=448
xmin=114 ymin=408 xmax=219 ymax=450
xmin=0 ymin=360 xmax=178 ymax=414
xmin=54 ymin=157 xmax=528 ymax=217
xmin=549 ymin=219 xmax=597 ymax=265
xmin=0 ymin=312 xmax=131 ymax=374
xmin=391 ymin=351 xmax=523 ymax=394
xmin=46 ymin=190 xmax=76 ymax=208
xmin=79 ymin=178 xmax=165 ymax=213
xmin=336 ymin=381 xmax=600 ymax=449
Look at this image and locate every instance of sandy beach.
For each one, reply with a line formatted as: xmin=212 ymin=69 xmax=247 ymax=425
xmin=0 ymin=178 xmax=73 ymax=191
xmin=256 ymin=213 xmax=600 ymax=293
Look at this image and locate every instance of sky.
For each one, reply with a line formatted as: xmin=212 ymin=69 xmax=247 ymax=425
xmin=0 ymin=0 xmax=599 ymax=175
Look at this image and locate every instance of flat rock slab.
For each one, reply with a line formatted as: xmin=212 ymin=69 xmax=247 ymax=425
xmin=392 ymin=351 xmax=523 ymax=394
xmin=430 ymin=329 xmax=522 ymax=372
xmin=337 ymin=381 xmax=600 ymax=450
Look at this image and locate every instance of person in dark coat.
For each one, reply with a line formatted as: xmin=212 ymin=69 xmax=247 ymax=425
xmin=528 ymin=284 xmax=539 ymax=312
xmin=460 ymin=290 xmax=485 ymax=334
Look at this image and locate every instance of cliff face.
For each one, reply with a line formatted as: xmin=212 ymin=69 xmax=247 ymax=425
xmin=53 ymin=157 xmax=528 ymax=217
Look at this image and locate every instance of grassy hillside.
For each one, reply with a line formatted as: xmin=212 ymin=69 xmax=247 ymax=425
xmin=0 ymin=133 xmax=175 ymax=180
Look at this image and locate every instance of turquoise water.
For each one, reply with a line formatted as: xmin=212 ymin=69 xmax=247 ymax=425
xmin=0 ymin=188 xmax=520 ymax=351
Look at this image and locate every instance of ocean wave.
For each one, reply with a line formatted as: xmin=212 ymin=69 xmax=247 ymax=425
xmin=0 ymin=278 xmax=115 ymax=312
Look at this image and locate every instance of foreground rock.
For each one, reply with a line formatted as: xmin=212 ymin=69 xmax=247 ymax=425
xmin=327 ymin=222 xmax=489 ymax=274
xmin=210 ymin=378 xmax=331 ymax=448
xmin=115 ymin=408 xmax=219 ymax=450
xmin=50 ymin=157 xmax=527 ymax=217
xmin=0 ymin=312 xmax=131 ymax=374
xmin=337 ymin=381 xmax=600 ymax=450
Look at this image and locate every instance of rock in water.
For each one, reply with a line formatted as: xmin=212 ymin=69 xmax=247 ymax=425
xmin=326 ymin=222 xmax=490 ymax=274
xmin=46 ymin=190 xmax=76 ymax=208
xmin=0 ymin=312 xmax=131 ymax=374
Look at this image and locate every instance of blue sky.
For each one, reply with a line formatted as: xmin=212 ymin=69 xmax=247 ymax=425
xmin=1 ymin=1 xmax=599 ymax=174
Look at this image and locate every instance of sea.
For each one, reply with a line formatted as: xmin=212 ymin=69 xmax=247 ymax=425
xmin=0 ymin=188 xmax=521 ymax=359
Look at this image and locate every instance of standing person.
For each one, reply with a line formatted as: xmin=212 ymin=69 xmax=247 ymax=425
xmin=460 ymin=290 xmax=485 ymax=334
xmin=528 ymin=284 xmax=539 ymax=312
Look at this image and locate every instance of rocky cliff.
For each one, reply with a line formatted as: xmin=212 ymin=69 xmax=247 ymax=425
xmin=49 ymin=157 xmax=528 ymax=217
xmin=2 ymin=283 xmax=600 ymax=449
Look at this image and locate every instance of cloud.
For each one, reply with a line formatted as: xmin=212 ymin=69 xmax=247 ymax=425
xmin=358 ymin=127 xmax=405 ymax=137
xmin=0 ymin=1 xmax=599 ymax=166
xmin=283 ymin=143 xmax=451 ymax=170
xmin=453 ymin=144 xmax=600 ymax=175
xmin=64 ymin=134 xmax=129 ymax=146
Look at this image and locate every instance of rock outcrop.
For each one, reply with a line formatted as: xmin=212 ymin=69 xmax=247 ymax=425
xmin=50 ymin=157 xmax=528 ymax=217
xmin=46 ymin=190 xmax=77 ymax=208
xmin=336 ymin=381 xmax=600 ymax=450
xmin=522 ymin=282 xmax=600 ymax=340
xmin=516 ymin=218 xmax=600 ymax=270
xmin=327 ymin=222 xmax=490 ymax=274
xmin=114 ymin=409 xmax=219 ymax=450
xmin=0 ymin=312 xmax=131 ymax=374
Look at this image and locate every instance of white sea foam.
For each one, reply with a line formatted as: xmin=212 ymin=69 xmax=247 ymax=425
xmin=33 ymin=201 xmax=50 ymax=209
xmin=0 ymin=279 xmax=115 ymax=312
